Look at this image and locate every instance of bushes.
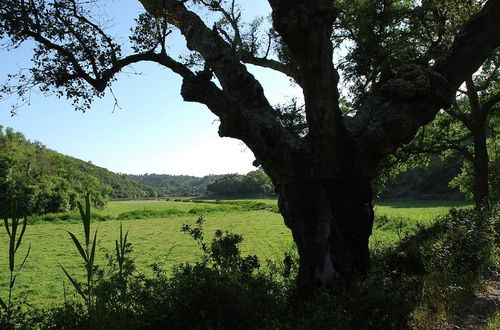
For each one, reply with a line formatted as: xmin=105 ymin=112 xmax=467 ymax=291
xmin=38 ymin=216 xmax=289 ymax=330
xmin=4 ymin=205 xmax=499 ymax=329
xmin=377 ymin=205 xmax=499 ymax=327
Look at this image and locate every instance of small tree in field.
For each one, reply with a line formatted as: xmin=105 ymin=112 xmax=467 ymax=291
xmin=400 ymin=53 xmax=499 ymax=208
xmin=0 ymin=0 xmax=499 ymax=294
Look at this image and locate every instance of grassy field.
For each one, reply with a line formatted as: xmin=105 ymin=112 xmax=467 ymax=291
xmin=0 ymin=199 xmax=469 ymax=306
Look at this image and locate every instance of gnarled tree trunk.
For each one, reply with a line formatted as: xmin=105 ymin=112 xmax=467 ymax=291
xmin=278 ymin=177 xmax=373 ymax=293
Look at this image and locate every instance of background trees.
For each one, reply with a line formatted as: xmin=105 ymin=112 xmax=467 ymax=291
xmin=206 ymin=170 xmax=274 ymax=197
xmin=334 ymin=0 xmax=498 ymax=208
xmin=0 ymin=126 xmax=159 ymax=216
xmin=400 ymin=53 xmax=499 ymax=208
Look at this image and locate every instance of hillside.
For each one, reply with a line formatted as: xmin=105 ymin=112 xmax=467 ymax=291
xmin=0 ymin=126 xmax=159 ymax=215
xmin=128 ymin=170 xmax=276 ymax=197
xmin=127 ymin=173 xmax=225 ymax=196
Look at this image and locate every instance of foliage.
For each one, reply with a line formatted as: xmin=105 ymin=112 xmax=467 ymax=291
xmin=379 ymin=205 xmax=499 ymax=327
xmin=127 ymin=173 xmax=224 ymax=196
xmin=334 ymin=0 xmax=485 ymax=104
xmin=339 ymin=0 xmax=498 ymax=207
xmin=391 ymin=49 xmax=499 ymax=207
xmin=59 ymin=193 xmax=99 ymax=311
xmin=0 ymin=201 xmax=497 ymax=328
xmin=450 ymin=137 xmax=499 ymax=202
xmin=0 ymin=203 xmax=31 ymax=327
xmin=0 ymin=126 xmax=160 ymax=217
xmin=206 ymin=170 xmax=275 ymax=197
xmin=38 ymin=217 xmax=289 ymax=329
xmin=128 ymin=170 xmax=275 ymax=198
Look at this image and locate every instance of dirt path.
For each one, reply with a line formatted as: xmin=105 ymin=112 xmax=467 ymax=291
xmin=451 ymin=280 xmax=500 ymax=329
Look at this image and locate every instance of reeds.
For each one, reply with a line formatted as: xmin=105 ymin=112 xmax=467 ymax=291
xmin=59 ymin=193 xmax=98 ymax=310
xmin=0 ymin=203 xmax=31 ymax=321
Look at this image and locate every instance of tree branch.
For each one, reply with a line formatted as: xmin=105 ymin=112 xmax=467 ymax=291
xmin=482 ymin=91 xmax=500 ymax=115
xmin=239 ymin=53 xmax=302 ymax=86
xmin=268 ymin=0 xmax=345 ymax=142
xmin=434 ymin=0 xmax=500 ymax=91
xmin=465 ymin=77 xmax=482 ymax=119
xmin=138 ymin=0 xmax=299 ymax=174
xmin=350 ymin=0 xmax=500 ymax=174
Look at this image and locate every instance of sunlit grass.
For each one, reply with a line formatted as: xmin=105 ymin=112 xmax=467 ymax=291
xmin=0 ymin=210 xmax=291 ymax=306
xmin=0 ymin=199 xmax=468 ymax=307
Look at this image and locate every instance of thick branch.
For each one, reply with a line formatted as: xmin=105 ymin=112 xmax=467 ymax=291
xmin=239 ymin=53 xmax=302 ymax=86
xmin=139 ymin=0 xmax=299 ymax=177
xmin=269 ymin=0 xmax=344 ymax=141
xmin=350 ymin=0 xmax=500 ymax=175
xmin=140 ymin=0 xmax=271 ymax=109
xmin=434 ymin=0 xmax=500 ymax=90
xmin=465 ymin=78 xmax=482 ymax=120
xmin=201 ymin=1 xmax=303 ymax=86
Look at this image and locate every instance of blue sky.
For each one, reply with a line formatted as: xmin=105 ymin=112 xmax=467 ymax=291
xmin=0 ymin=0 xmax=302 ymax=176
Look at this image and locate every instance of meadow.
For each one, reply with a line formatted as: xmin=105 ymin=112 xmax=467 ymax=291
xmin=0 ymin=199 xmax=469 ymax=307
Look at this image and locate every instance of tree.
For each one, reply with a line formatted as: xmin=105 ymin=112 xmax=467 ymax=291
xmin=1 ymin=0 xmax=499 ymax=294
xmin=401 ymin=53 xmax=499 ymax=208
xmin=206 ymin=170 xmax=274 ymax=197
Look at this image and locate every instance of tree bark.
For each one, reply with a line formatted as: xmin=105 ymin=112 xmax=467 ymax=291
xmin=472 ymin=126 xmax=490 ymax=208
xmin=277 ymin=177 xmax=374 ymax=294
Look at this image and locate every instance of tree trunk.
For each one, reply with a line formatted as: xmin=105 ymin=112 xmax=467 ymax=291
xmin=472 ymin=126 xmax=489 ymax=208
xmin=277 ymin=177 xmax=374 ymax=295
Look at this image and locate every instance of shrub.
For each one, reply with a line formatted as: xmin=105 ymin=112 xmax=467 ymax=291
xmin=8 ymin=205 xmax=499 ymax=329
xmin=377 ymin=205 xmax=499 ymax=327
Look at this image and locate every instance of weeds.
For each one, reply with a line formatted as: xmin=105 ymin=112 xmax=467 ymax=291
xmin=1 ymin=203 xmax=498 ymax=329
xmin=0 ymin=203 xmax=31 ymax=325
xmin=115 ymin=223 xmax=130 ymax=279
xmin=59 ymin=193 xmax=98 ymax=311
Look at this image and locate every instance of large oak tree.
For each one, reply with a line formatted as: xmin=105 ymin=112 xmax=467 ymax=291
xmin=1 ymin=0 xmax=499 ymax=294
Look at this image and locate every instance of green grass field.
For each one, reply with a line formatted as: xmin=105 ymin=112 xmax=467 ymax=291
xmin=0 ymin=199 xmax=469 ymax=306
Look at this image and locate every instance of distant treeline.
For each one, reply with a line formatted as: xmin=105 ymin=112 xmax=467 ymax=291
xmin=127 ymin=170 xmax=275 ymax=197
xmin=206 ymin=170 xmax=275 ymax=197
xmin=127 ymin=174 xmax=225 ymax=196
xmin=0 ymin=126 xmax=159 ymax=216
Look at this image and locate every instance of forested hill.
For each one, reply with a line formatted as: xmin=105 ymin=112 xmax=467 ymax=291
xmin=128 ymin=170 xmax=276 ymax=197
xmin=0 ymin=126 xmax=159 ymax=215
xmin=127 ymin=174 xmax=225 ymax=196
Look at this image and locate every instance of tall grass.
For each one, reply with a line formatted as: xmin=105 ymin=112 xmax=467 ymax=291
xmin=0 ymin=200 xmax=497 ymax=328
xmin=59 ymin=193 xmax=98 ymax=310
xmin=0 ymin=203 xmax=31 ymax=327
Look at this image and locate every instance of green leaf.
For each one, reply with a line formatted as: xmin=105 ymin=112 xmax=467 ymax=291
xmin=84 ymin=193 xmax=91 ymax=245
xmin=14 ymin=216 xmax=28 ymax=252
xmin=59 ymin=263 xmax=87 ymax=302
xmin=77 ymin=201 xmax=85 ymax=224
xmin=3 ymin=217 xmax=11 ymax=238
xmin=9 ymin=220 xmax=17 ymax=273
xmin=88 ymin=229 xmax=98 ymax=276
xmin=16 ymin=243 xmax=31 ymax=275
xmin=67 ymin=231 xmax=88 ymax=263
xmin=115 ymin=240 xmax=121 ymax=263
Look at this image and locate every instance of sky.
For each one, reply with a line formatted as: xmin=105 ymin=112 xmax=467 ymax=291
xmin=0 ymin=0 xmax=302 ymax=177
